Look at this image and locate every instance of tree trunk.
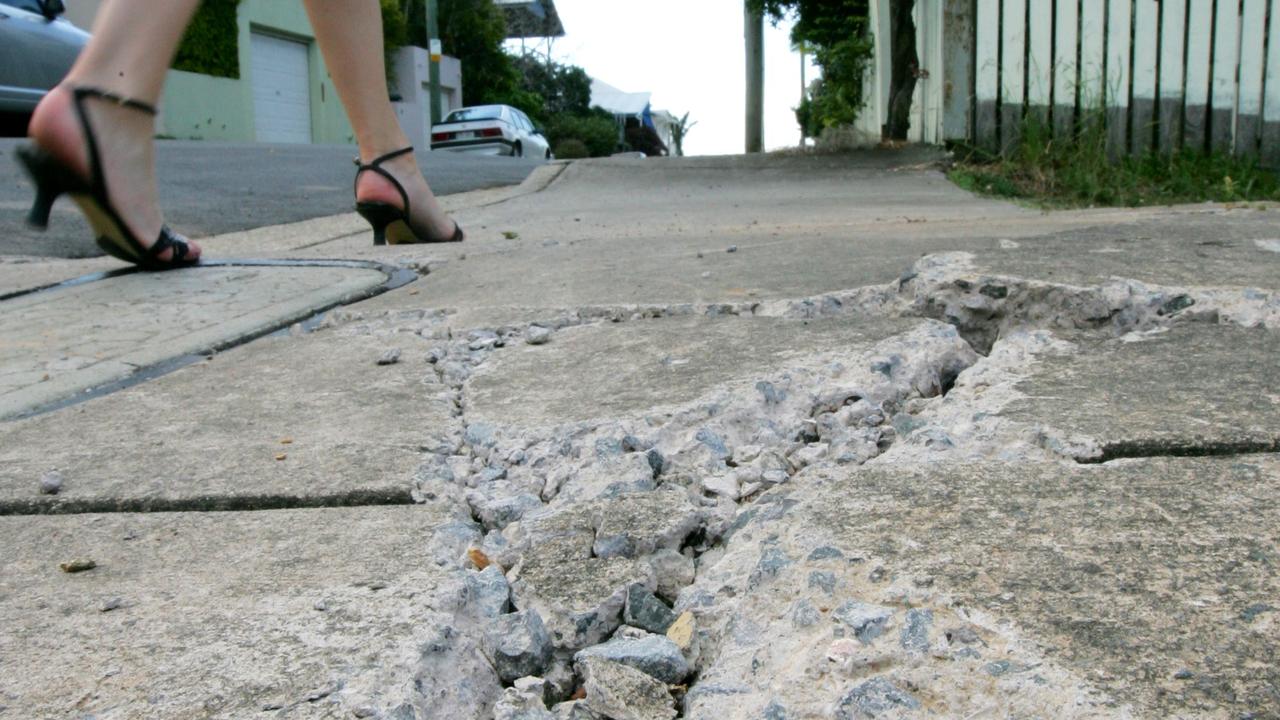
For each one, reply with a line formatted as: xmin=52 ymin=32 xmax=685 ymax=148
xmin=886 ymin=0 xmax=918 ymax=141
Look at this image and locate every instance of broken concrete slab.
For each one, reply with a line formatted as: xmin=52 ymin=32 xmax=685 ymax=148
xmin=683 ymin=455 xmax=1280 ymax=719
xmin=0 ymin=504 xmax=491 ymax=718
xmin=0 ymin=263 xmax=393 ymax=420
xmin=0 ymin=325 xmax=454 ymax=512
xmin=1001 ymin=324 xmax=1280 ymax=461
xmin=466 ymin=314 xmax=925 ymax=428
xmin=500 ymin=491 xmax=703 ymax=653
xmin=509 ymin=548 xmax=656 ymax=653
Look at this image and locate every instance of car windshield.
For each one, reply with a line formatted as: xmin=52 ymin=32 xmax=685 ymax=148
xmin=445 ymin=106 xmax=504 ymax=123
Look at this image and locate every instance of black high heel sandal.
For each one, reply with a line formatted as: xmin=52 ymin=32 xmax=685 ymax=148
xmin=354 ymin=146 xmax=464 ymax=246
xmin=15 ymin=87 xmax=198 ymax=271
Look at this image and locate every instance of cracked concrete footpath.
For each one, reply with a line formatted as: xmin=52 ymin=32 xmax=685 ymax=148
xmin=1 ymin=150 xmax=1279 ymax=719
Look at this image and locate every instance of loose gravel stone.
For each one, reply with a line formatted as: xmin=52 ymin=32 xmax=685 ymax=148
xmin=666 ymin=611 xmax=696 ymax=652
xmin=468 ymin=330 xmax=504 ymax=351
xmin=99 ymin=597 xmax=123 ymax=613
xmin=427 ymin=520 xmax=484 ymax=567
xmin=467 ymin=565 xmax=512 ymax=618
xmin=578 ymin=657 xmax=676 ymax=720
xmin=493 ymin=676 xmax=555 ymax=720
xmin=39 ymin=470 xmax=63 ymax=495
xmin=526 ymin=326 xmax=553 ymax=345
xmin=486 ymin=611 xmax=554 ymax=683
xmin=624 ymin=585 xmax=677 ymax=634
xmin=646 ymin=549 xmax=695 ymax=604
xmin=468 ymin=491 xmax=543 ymax=530
xmin=701 ymin=474 xmax=740 ymax=500
xmin=59 ymin=559 xmax=96 ymax=573
xmin=377 ymin=348 xmax=402 ymax=365
xmin=574 ymin=635 xmax=689 ymax=684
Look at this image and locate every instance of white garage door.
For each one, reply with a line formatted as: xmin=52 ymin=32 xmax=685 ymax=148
xmin=251 ymin=32 xmax=312 ymax=144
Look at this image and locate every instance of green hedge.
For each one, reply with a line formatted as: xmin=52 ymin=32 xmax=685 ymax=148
xmin=545 ymin=109 xmax=620 ymax=158
xmin=173 ymin=0 xmax=242 ymax=79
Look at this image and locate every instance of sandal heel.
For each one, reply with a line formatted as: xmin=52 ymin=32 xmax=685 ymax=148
xmin=353 ymin=147 xmax=464 ymax=245
xmin=17 ymin=87 xmax=198 ymax=271
xmin=356 ymin=201 xmax=401 ymax=246
xmin=15 ymin=146 xmax=80 ymax=229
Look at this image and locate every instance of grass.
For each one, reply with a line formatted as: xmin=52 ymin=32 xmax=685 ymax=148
xmin=948 ymin=114 xmax=1280 ymax=208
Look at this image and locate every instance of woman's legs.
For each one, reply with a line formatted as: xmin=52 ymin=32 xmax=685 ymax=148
xmin=27 ymin=0 xmax=202 ymax=260
xmin=303 ymin=0 xmax=456 ymax=240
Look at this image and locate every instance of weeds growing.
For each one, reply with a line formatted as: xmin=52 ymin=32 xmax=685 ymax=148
xmin=949 ymin=113 xmax=1280 ymax=208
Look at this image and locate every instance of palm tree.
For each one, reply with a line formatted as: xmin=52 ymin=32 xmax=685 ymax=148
xmin=670 ymin=112 xmax=697 ymax=157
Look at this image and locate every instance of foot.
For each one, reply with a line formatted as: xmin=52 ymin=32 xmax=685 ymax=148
xmin=27 ymin=86 xmax=201 ymax=263
xmin=354 ymin=149 xmax=458 ymax=242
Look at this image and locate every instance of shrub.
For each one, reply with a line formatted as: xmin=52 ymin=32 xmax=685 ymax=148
xmin=173 ymin=0 xmax=241 ymax=79
xmin=545 ymin=109 xmax=620 ymax=158
xmin=752 ymin=0 xmax=874 ymax=137
xmin=554 ymin=138 xmax=589 ymax=159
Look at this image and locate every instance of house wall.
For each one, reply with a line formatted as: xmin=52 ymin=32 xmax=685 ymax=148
xmin=68 ymin=0 xmax=356 ymax=144
xmin=390 ymin=47 xmax=463 ymax=150
xmin=160 ymin=0 xmax=355 ymax=144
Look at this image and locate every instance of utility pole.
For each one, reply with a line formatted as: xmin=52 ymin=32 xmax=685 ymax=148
xmin=744 ymin=1 xmax=764 ymax=153
xmin=799 ymin=46 xmax=806 ymax=148
xmin=427 ymin=0 xmax=442 ymax=126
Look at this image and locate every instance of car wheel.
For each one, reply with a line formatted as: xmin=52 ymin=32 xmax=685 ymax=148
xmin=512 ymin=142 xmax=523 ymax=158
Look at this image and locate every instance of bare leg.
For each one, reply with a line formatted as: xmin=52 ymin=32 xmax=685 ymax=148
xmin=27 ymin=0 xmax=203 ymax=260
xmin=303 ymin=0 xmax=456 ymax=240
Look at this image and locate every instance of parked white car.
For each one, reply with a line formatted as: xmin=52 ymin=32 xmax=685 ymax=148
xmin=430 ymin=104 xmax=551 ymax=159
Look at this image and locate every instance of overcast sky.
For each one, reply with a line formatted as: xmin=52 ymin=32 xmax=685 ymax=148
xmin=504 ymin=0 xmax=819 ymax=156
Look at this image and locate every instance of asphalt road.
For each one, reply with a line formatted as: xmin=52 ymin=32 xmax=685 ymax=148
xmin=0 ymin=139 xmax=544 ymax=258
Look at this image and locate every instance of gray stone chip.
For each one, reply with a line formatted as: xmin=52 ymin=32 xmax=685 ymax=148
xmin=39 ymin=470 xmax=63 ymax=495
xmin=486 ymin=610 xmax=554 ymax=683
xmin=526 ymin=326 xmax=554 ymax=345
xmin=624 ymin=585 xmax=677 ymax=634
xmin=574 ymin=635 xmax=690 ymax=684
xmin=466 ymin=565 xmax=512 ymax=618
xmin=578 ymin=656 xmax=676 ymax=720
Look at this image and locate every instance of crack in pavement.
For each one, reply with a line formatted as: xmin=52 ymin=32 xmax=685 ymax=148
xmin=8 ymin=248 xmax=1275 ymax=717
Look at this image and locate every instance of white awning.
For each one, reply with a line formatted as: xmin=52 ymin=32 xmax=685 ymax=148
xmin=590 ymin=79 xmax=651 ymax=116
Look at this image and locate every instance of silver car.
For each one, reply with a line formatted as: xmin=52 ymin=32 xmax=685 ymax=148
xmin=430 ymin=105 xmax=552 ymax=159
xmin=0 ymin=0 xmax=87 ymax=117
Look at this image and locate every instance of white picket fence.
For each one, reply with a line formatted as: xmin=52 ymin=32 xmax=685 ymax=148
xmin=853 ymin=0 xmax=1280 ymax=164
